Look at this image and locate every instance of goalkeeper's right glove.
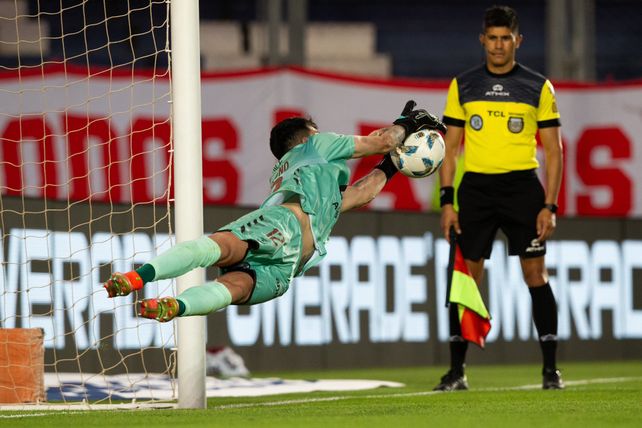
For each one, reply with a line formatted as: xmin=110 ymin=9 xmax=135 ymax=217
xmin=393 ymin=100 xmax=447 ymax=135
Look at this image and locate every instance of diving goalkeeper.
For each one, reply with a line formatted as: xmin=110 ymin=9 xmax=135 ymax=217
xmin=104 ymin=101 xmax=446 ymax=321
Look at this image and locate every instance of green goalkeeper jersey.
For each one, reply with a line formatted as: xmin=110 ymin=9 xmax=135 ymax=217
xmin=261 ymin=132 xmax=355 ymax=273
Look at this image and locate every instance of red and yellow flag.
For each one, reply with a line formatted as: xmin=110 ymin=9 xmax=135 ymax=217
xmin=448 ymin=244 xmax=491 ymax=348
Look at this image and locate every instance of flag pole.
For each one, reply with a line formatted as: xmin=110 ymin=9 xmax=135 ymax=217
xmin=445 ymin=226 xmax=457 ymax=308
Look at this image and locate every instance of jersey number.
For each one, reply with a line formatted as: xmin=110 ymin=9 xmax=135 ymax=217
xmin=266 ymin=228 xmax=286 ymax=246
xmin=271 ymin=176 xmax=283 ymax=192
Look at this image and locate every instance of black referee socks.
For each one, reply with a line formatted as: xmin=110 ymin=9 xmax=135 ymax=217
xmin=529 ymin=283 xmax=559 ymax=371
xmin=448 ymin=303 xmax=468 ymax=374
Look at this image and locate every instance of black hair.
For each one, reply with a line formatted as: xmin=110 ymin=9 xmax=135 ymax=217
xmin=269 ymin=117 xmax=317 ymax=159
xmin=483 ymin=5 xmax=519 ymax=33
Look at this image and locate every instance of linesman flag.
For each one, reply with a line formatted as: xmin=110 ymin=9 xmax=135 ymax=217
xmin=446 ymin=228 xmax=491 ymax=348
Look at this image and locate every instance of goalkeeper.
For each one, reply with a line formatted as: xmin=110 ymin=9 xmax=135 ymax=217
xmin=104 ymin=101 xmax=446 ymax=322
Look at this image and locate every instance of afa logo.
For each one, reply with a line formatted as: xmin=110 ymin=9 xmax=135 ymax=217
xmin=508 ymin=116 xmax=524 ymax=133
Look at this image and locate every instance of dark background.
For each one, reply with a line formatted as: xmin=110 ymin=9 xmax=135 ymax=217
xmin=4 ymin=0 xmax=641 ymax=80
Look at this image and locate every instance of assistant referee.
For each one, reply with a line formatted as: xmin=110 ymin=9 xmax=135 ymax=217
xmin=435 ymin=5 xmax=564 ymax=391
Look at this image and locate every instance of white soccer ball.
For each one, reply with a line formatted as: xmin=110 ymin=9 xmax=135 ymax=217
xmin=390 ymin=129 xmax=445 ymax=178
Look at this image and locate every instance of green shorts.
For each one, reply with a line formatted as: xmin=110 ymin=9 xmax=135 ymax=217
xmin=218 ymin=205 xmax=302 ymax=305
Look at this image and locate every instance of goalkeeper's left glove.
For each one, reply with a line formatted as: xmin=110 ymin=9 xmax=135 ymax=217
xmin=393 ymin=100 xmax=447 ymax=135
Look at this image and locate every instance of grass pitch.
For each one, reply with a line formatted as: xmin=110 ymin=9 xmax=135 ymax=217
xmin=2 ymin=360 xmax=641 ymax=427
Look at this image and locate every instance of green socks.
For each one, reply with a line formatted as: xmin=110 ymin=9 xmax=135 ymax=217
xmin=177 ymin=281 xmax=233 ymax=316
xmin=136 ymin=264 xmax=156 ymax=284
xmin=148 ymin=236 xmax=221 ymax=281
xmin=135 ymin=237 xmax=232 ymax=316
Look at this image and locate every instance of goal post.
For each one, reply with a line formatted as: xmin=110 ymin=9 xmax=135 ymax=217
xmin=170 ymin=0 xmax=207 ymax=409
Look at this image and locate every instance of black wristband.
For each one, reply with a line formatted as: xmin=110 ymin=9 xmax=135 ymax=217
xmin=374 ymin=155 xmax=398 ymax=181
xmin=544 ymin=203 xmax=558 ymax=213
xmin=440 ymin=186 xmax=455 ymax=207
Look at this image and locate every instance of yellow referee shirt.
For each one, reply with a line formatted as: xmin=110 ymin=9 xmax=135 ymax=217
xmin=443 ymin=63 xmax=561 ymax=173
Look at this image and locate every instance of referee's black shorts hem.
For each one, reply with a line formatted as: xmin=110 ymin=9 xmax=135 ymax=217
xmin=457 ymin=169 xmax=546 ymax=260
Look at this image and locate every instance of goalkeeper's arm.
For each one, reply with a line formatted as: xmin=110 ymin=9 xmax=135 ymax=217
xmin=341 ymin=152 xmax=398 ymax=212
xmin=351 ymin=125 xmax=405 ymax=159
xmin=351 ymin=100 xmax=446 ymax=159
xmin=340 ymin=168 xmax=388 ymax=212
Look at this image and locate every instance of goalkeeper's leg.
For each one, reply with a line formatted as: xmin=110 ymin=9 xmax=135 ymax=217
xmin=104 ymin=232 xmax=248 ymax=297
xmin=139 ymin=271 xmax=253 ymax=322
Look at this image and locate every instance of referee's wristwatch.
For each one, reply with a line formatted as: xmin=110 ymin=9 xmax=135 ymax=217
xmin=544 ymin=203 xmax=558 ymax=213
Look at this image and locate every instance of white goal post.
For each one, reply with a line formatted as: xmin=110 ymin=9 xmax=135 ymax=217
xmin=0 ymin=0 xmax=206 ymax=408
xmin=170 ymin=0 xmax=207 ymax=409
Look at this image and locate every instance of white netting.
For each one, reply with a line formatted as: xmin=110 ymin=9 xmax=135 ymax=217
xmin=0 ymin=0 xmax=177 ymax=405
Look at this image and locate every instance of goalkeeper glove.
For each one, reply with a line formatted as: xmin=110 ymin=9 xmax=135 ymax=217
xmin=393 ymin=100 xmax=447 ymax=135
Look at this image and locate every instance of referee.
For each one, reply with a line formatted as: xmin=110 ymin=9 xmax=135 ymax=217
xmin=435 ymin=5 xmax=564 ymax=391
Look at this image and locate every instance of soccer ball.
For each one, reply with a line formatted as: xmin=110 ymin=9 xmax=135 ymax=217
xmin=390 ymin=129 xmax=445 ymax=178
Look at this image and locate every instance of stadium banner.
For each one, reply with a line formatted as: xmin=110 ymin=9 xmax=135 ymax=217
xmin=1 ymin=66 xmax=641 ymax=217
xmin=0 ymin=197 xmax=640 ymax=373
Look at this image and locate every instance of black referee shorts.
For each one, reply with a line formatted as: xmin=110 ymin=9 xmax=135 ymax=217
xmin=457 ymin=169 xmax=546 ymax=260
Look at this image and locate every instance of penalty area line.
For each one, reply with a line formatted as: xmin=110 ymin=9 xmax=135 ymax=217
xmin=211 ymin=376 xmax=642 ymax=410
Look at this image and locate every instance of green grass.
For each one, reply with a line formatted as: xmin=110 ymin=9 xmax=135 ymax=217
xmin=2 ymin=361 xmax=641 ymax=427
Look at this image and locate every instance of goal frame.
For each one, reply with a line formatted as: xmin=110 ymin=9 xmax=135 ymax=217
xmin=170 ymin=0 xmax=207 ymax=409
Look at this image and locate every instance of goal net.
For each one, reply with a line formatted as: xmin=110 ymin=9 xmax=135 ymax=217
xmin=0 ymin=0 xmax=178 ymax=406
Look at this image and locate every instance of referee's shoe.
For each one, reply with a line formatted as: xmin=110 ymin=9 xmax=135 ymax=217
xmin=542 ymin=368 xmax=565 ymax=390
xmin=433 ymin=369 xmax=469 ymax=391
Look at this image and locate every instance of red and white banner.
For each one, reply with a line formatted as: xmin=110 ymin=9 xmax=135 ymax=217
xmin=1 ymin=65 xmax=641 ymax=216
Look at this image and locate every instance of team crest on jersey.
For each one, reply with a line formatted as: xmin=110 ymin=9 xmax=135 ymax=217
xmin=507 ymin=116 xmax=524 ymax=133
xmin=470 ymin=114 xmax=483 ymax=130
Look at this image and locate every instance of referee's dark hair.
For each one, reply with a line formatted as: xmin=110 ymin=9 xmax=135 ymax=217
xmin=269 ymin=117 xmax=317 ymax=160
xmin=483 ymin=5 xmax=519 ymax=33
